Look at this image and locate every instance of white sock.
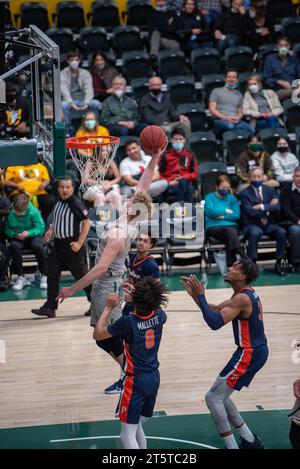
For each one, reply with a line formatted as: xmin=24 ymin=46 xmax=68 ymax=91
xmin=222 ymin=433 xmax=239 ymax=449
xmin=237 ymin=422 xmax=255 ymax=443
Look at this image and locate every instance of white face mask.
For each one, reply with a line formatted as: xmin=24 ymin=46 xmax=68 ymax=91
xmin=69 ymin=60 xmax=79 ymax=70
xmin=85 ymin=119 xmax=96 ymax=130
xmin=249 ymin=84 xmax=259 ymax=94
xmin=249 ymin=9 xmax=256 ymax=18
xmin=114 ymin=89 xmax=124 ymax=98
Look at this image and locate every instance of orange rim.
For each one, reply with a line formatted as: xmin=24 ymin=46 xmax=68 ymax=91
xmin=66 ymin=135 xmax=120 ymax=150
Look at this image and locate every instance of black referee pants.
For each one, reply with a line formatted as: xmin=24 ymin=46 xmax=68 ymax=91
xmin=44 ymin=238 xmax=92 ymax=310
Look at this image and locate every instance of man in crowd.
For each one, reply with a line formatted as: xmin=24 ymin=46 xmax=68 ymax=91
xmin=0 ymin=82 xmax=30 ymax=138
xmin=281 ymin=167 xmax=300 ymax=272
xmin=148 ymin=0 xmax=180 ymax=59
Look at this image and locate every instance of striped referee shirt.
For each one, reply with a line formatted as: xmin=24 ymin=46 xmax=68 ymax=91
xmin=53 ymin=195 xmax=88 ymax=239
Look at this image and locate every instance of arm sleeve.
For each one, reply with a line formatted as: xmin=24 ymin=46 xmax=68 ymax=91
xmin=197 ymin=295 xmax=225 ymax=330
xmin=204 ymin=194 xmax=226 ymax=218
xmin=27 ymin=207 xmax=45 ymax=237
xmin=144 ymin=260 xmax=160 ymax=278
xmin=70 ymin=197 xmax=89 ymax=222
xmin=186 ymin=155 xmax=198 ymax=182
xmin=240 ymin=192 xmax=266 ymax=219
xmin=262 ymin=56 xmax=277 ymax=88
xmin=119 ymin=159 xmax=131 ymax=177
xmin=271 ymin=155 xmax=290 ymax=182
xmin=107 ymin=316 xmax=131 ymax=336
xmin=139 ymin=96 xmax=157 ymax=125
xmin=224 ymin=195 xmax=240 ymax=221
xmin=101 ymin=99 xmax=119 ymax=125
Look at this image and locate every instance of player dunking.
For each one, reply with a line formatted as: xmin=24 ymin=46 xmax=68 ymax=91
xmin=182 ymin=259 xmax=268 ymax=449
xmin=105 ymin=230 xmax=160 ymax=394
xmin=93 ymin=277 xmax=168 ymax=449
xmin=57 ymin=144 xmax=166 ymax=381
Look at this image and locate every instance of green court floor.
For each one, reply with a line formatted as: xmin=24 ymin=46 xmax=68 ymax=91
xmin=0 ymin=410 xmax=291 ymax=449
xmin=1 ymin=270 xmax=300 ymax=302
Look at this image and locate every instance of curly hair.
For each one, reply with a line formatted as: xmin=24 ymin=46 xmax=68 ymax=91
xmin=132 ymin=277 xmax=169 ymax=315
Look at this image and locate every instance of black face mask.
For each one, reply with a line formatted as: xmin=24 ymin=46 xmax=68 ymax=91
xmin=277 ymin=146 xmax=288 ymax=153
xmin=151 ymin=89 xmax=161 ymax=96
xmin=7 ymin=94 xmax=17 ymax=104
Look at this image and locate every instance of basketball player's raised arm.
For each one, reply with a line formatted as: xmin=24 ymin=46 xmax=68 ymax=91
xmin=57 ymin=229 xmax=125 ymax=302
xmin=136 ymin=146 xmax=167 ymax=193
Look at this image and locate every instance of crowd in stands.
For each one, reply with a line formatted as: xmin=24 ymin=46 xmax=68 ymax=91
xmin=2 ymin=0 xmax=300 ymax=290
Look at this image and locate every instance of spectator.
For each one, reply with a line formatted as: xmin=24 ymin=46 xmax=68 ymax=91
xmin=83 ymin=157 xmax=122 ymax=210
xmin=148 ymin=0 xmax=180 ymax=59
xmin=289 ymin=379 xmax=300 ymax=449
xmin=205 ymin=174 xmax=244 ymax=267
xmin=158 ymin=127 xmax=197 ymax=203
xmin=31 ymin=177 xmax=92 ymax=318
xmin=262 ymin=36 xmax=300 ymax=101
xmin=75 ymin=111 xmax=109 ymax=138
xmin=271 ymin=138 xmax=299 ymax=187
xmin=0 ymin=242 xmax=9 ymax=292
xmin=5 ymin=162 xmax=55 ymax=223
xmin=61 ymin=51 xmax=101 ymax=136
xmin=237 ymin=134 xmax=278 ymax=193
xmin=119 ymin=140 xmax=168 ymax=198
xmin=0 ymin=169 xmax=11 ymax=240
xmin=240 ymin=166 xmax=287 ymax=276
xmin=5 ymin=193 xmax=47 ymax=291
xmin=179 ymin=0 xmax=211 ymax=52
xmin=199 ymin=0 xmax=230 ymax=26
xmin=213 ymin=0 xmax=250 ymax=55
xmin=0 ymin=82 xmax=30 ymax=138
xmin=248 ymin=3 xmax=275 ymax=50
xmin=243 ymin=75 xmax=284 ymax=131
xmin=139 ymin=76 xmax=191 ymax=136
xmin=209 ymin=69 xmax=254 ymax=135
xmin=101 ymin=76 xmax=146 ymax=137
xmin=280 ymin=167 xmax=300 ymax=272
xmin=90 ymin=52 xmax=118 ymax=102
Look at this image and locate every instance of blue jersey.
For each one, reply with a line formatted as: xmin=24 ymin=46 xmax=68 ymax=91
xmin=107 ymin=308 xmax=167 ymax=375
xmin=232 ymin=288 xmax=267 ymax=349
xmin=128 ymin=254 xmax=160 ymax=284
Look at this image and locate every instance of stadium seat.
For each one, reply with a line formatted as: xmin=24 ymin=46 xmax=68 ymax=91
xmin=224 ymin=46 xmax=254 ymax=73
xmin=4 ymin=3 xmax=12 ymax=24
xmin=259 ymin=127 xmax=289 ymax=154
xmin=283 ymin=99 xmax=300 ymax=132
xmin=223 ymin=129 xmax=253 ymax=165
xmin=266 ymin=0 xmax=294 ymax=22
xmin=177 ymin=103 xmax=209 ymax=132
xmin=282 ymin=17 xmax=300 ymax=44
xmin=88 ymin=0 xmax=120 ymax=29
xmin=201 ymin=74 xmax=225 ymax=107
xmin=256 ymin=44 xmax=278 ymax=70
xmin=293 ymin=43 xmax=300 ymax=63
xmin=112 ymin=25 xmax=143 ymax=55
xmin=188 ymin=131 xmax=218 ymax=164
xmin=125 ymin=0 xmax=153 ymax=30
xmin=18 ymin=2 xmax=49 ymax=30
xmin=54 ymin=1 xmax=85 ymax=31
xmin=198 ymin=161 xmax=227 ymax=198
xmin=122 ymin=50 xmax=151 ymax=82
xmin=166 ymin=76 xmax=196 ymax=106
xmin=130 ymin=77 xmax=149 ymax=102
xmin=46 ymin=28 xmax=74 ymax=56
xmin=191 ymin=47 xmax=221 ymax=80
xmin=79 ymin=27 xmax=109 ymax=57
xmin=238 ymin=72 xmax=252 ymax=94
xmin=158 ymin=49 xmax=188 ymax=81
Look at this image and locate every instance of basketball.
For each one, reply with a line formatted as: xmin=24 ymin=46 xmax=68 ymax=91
xmin=140 ymin=126 xmax=168 ymax=156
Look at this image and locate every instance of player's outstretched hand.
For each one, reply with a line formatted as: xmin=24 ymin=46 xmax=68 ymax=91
xmin=56 ymin=286 xmax=75 ymax=303
xmin=181 ymin=276 xmax=195 ymax=298
xmin=106 ymin=293 xmax=120 ymax=309
xmin=182 ymin=275 xmax=205 ymax=297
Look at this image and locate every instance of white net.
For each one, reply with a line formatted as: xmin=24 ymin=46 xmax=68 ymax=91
xmin=66 ymin=136 xmax=120 ymax=193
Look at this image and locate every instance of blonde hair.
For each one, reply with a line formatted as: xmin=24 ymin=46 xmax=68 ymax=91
xmin=248 ymin=74 xmax=262 ymax=85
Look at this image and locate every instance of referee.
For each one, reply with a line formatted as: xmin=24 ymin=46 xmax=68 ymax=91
xmin=32 ymin=177 xmax=92 ymax=318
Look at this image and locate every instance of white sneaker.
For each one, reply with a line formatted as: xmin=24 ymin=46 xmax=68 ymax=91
xmin=40 ymin=275 xmax=47 ymax=290
xmin=12 ymin=276 xmax=31 ymax=291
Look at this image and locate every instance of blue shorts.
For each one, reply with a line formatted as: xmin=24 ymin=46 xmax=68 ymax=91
xmin=117 ymin=370 xmax=160 ymax=424
xmin=220 ymin=345 xmax=268 ymax=391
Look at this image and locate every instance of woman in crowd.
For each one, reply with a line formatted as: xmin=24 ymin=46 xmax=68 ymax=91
xmin=75 ymin=111 xmax=109 ymax=138
xmin=271 ymin=137 xmax=299 ymax=187
xmin=204 ymin=174 xmax=244 ymax=268
xmin=243 ymin=75 xmax=284 ymax=131
xmin=90 ymin=52 xmax=118 ymax=102
xmin=179 ymin=0 xmax=211 ymax=52
xmin=237 ymin=134 xmax=278 ymax=193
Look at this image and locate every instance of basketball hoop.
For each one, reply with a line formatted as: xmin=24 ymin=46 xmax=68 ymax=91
xmin=66 ymin=135 xmax=120 ymax=193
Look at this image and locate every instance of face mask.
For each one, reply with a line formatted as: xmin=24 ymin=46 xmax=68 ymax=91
xmin=249 ymin=9 xmax=256 ymax=18
xmin=151 ymin=89 xmax=161 ymax=96
xmin=248 ymin=143 xmax=261 ymax=152
xmin=95 ymin=63 xmax=105 ymax=71
xmin=172 ymin=142 xmax=184 ymax=152
xmin=85 ymin=120 xmax=96 ymax=130
xmin=69 ymin=60 xmax=79 ymax=70
xmin=156 ymin=5 xmax=168 ymax=12
xmin=251 ymin=180 xmax=262 ymax=188
xmin=249 ymin=84 xmax=259 ymax=94
xmin=279 ymin=46 xmax=289 ymax=56
xmin=218 ymin=188 xmax=230 ymax=197
xmin=114 ymin=89 xmax=124 ymax=98
xmin=225 ymin=83 xmax=237 ymax=90
xmin=277 ymin=146 xmax=288 ymax=153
